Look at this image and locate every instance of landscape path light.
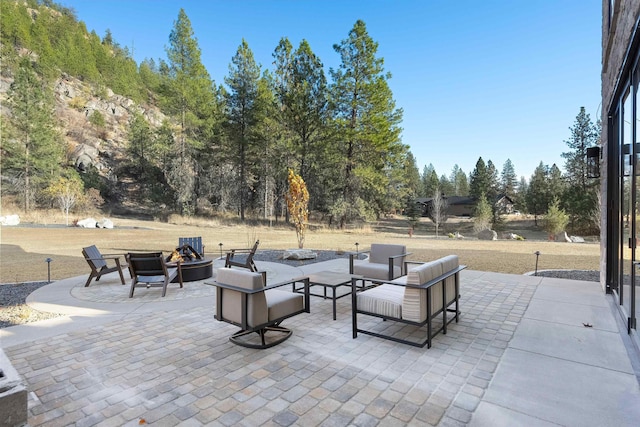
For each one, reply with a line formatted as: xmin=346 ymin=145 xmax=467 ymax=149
xmin=355 ymin=242 xmax=359 ymax=257
xmin=45 ymin=257 xmax=53 ymax=283
xmin=534 ymin=251 xmax=541 ymax=276
xmin=219 ymin=243 xmax=223 ymax=260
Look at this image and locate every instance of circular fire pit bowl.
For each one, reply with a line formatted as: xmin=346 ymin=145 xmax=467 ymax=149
xmin=167 ymin=259 xmax=213 ymax=282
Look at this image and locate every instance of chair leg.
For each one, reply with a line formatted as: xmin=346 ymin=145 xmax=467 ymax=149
xmin=229 ymin=326 xmax=293 ymax=349
xmin=129 ymin=281 xmax=136 ymax=298
xmin=84 ymin=272 xmax=96 ymax=287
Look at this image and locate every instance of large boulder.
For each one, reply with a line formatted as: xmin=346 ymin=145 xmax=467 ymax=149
xmin=570 ymin=235 xmax=585 ymax=243
xmin=0 ymin=214 xmax=20 ymax=226
xmin=97 ymin=218 xmax=114 ymax=229
xmin=77 ymin=217 xmax=97 ymax=228
xmin=555 ymin=231 xmax=572 ymax=242
xmin=477 ymin=229 xmax=497 ymax=240
xmin=283 ymin=249 xmax=317 ymax=260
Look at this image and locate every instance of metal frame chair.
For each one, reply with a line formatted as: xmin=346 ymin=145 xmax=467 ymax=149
xmin=210 ymin=268 xmax=310 ymax=349
xmin=126 ymin=252 xmax=183 ymax=298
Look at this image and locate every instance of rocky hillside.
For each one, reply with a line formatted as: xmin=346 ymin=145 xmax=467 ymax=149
xmin=1 ymin=71 xmax=166 ymax=178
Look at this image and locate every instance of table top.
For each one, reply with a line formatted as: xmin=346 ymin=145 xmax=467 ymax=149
xmin=303 ymin=271 xmax=362 ymax=287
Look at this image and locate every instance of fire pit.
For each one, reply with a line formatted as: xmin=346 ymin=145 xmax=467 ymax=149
xmin=166 ymin=245 xmax=213 ymax=282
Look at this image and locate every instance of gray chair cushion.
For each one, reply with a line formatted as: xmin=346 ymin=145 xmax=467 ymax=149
xmin=352 ymin=262 xmax=402 ymax=281
xmin=217 ymin=268 xmax=268 ymax=327
xmin=265 ymin=289 xmax=304 ymax=321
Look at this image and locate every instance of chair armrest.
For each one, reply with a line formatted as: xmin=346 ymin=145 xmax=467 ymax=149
xmin=389 ymin=251 xmax=411 ymax=260
xmin=357 ymin=265 xmax=467 ymax=290
xmin=205 ymin=276 xmax=311 ymax=313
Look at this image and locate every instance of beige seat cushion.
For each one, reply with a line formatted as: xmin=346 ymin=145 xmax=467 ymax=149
xmin=357 ymin=284 xmax=404 ymax=318
xmin=265 ymin=289 xmax=304 ymax=321
xmin=352 ymin=262 xmax=402 ymax=281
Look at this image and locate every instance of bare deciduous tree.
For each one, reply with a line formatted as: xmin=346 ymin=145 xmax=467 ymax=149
xmin=430 ymin=190 xmax=448 ymax=237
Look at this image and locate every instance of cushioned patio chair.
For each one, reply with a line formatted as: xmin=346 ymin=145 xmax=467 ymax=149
xmin=212 ymin=268 xmax=310 ymax=349
xmin=349 ymin=243 xmax=410 ymax=281
xmin=352 ymin=255 xmax=466 ymax=348
xmin=224 ymin=240 xmax=260 ymax=272
xmin=82 ymin=245 xmax=127 ymax=287
xmin=126 ymin=252 xmax=183 ymax=298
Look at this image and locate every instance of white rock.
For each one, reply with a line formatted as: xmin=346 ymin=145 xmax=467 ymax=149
xmin=555 ymin=231 xmax=572 ymax=242
xmin=77 ymin=217 xmax=97 ymax=228
xmin=0 ymin=214 xmax=20 ymax=226
xmin=570 ymin=235 xmax=585 ymax=243
xmin=283 ymin=249 xmax=317 ymax=260
xmin=97 ymin=218 xmax=114 ymax=229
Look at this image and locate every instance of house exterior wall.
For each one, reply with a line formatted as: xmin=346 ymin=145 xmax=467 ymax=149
xmin=601 ymin=1 xmax=640 ymax=290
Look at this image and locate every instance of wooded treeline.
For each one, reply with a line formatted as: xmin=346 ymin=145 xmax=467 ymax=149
xmin=0 ymin=1 xmax=600 ymax=233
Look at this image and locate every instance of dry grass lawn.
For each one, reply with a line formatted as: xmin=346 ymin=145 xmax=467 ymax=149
xmin=0 ymin=213 xmax=601 ymax=283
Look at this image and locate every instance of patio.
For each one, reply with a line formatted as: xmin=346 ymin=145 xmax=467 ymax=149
xmin=1 ymin=258 xmax=639 ymax=426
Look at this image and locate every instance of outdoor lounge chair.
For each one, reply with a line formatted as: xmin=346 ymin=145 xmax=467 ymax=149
xmin=179 ymin=237 xmax=204 ymax=258
xmin=224 ymin=240 xmax=260 ymax=272
xmin=211 ymin=268 xmax=310 ymax=349
xmin=82 ymin=245 xmax=127 ymax=287
xmin=352 ymin=255 xmax=466 ymax=348
xmin=126 ymin=252 xmax=183 ymax=298
xmin=349 ymin=243 xmax=410 ymax=281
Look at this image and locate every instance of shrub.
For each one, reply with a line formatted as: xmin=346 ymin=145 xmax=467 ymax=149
xmin=544 ymin=199 xmax=569 ymax=236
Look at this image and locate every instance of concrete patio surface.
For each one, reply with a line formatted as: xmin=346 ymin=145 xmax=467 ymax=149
xmin=1 ymin=258 xmax=639 ymax=426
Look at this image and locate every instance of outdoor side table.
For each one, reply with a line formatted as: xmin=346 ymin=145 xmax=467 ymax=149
xmin=292 ymin=271 xmax=365 ymax=320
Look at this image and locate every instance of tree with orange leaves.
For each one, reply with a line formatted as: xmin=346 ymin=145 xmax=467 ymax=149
xmin=286 ymin=169 xmax=309 ymax=249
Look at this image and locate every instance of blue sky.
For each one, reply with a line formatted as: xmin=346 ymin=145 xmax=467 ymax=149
xmin=60 ymin=0 xmax=602 ymax=181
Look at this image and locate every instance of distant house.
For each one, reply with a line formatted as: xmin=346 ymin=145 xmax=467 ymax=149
xmin=416 ymin=194 xmax=514 ymax=218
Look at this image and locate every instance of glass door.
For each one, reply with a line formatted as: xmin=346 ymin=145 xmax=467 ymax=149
xmin=619 ymin=90 xmax=632 ymax=317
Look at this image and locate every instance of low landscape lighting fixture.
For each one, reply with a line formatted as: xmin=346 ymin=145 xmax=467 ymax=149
xmin=534 ymin=251 xmax=541 ymax=276
xmin=219 ymin=243 xmax=223 ymax=260
xmin=45 ymin=257 xmax=53 ymax=283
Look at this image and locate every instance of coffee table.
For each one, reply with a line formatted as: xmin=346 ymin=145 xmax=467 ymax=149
xmin=292 ymin=271 xmax=364 ymax=320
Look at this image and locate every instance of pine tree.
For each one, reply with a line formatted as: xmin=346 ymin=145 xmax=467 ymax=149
xmin=421 ymin=164 xmax=439 ymax=198
xmin=329 ymin=20 xmax=403 ymax=226
xmin=2 ymin=59 xmax=64 ymax=212
xmin=450 ymin=164 xmax=469 ymax=196
xmin=225 ymin=39 xmax=262 ymax=221
xmin=469 ymin=157 xmax=490 ymax=200
xmin=561 ymin=107 xmax=600 ymax=232
xmin=500 ymin=159 xmax=517 ymax=198
xmin=562 ymin=107 xmax=599 ymax=190
xmin=162 ymin=8 xmax=216 ymax=213
xmin=526 ymin=162 xmax=551 ymax=225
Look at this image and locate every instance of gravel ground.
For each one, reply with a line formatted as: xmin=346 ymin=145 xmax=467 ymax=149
xmin=0 ymin=249 xmax=600 ymax=329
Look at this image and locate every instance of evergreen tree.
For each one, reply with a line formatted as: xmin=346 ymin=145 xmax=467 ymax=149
xmin=450 ymin=164 xmax=469 ymax=196
xmin=329 ymin=20 xmax=403 ymax=226
xmin=225 ymin=39 xmax=262 ymax=221
xmin=439 ymin=174 xmax=455 ymax=196
xmin=162 ymin=8 xmax=216 ymax=213
xmin=561 ymin=107 xmax=600 ymax=232
xmin=526 ymin=162 xmax=551 ymax=225
xmin=500 ymin=159 xmax=517 ymax=198
xmin=2 ymin=59 xmax=64 ymax=212
xmin=469 ymin=157 xmax=490 ymax=200
xmin=514 ymin=176 xmax=528 ymax=213
xmin=421 ymin=164 xmax=439 ymax=198
xmin=562 ymin=107 xmax=599 ymax=190
xmin=486 ymin=160 xmax=499 ymax=201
